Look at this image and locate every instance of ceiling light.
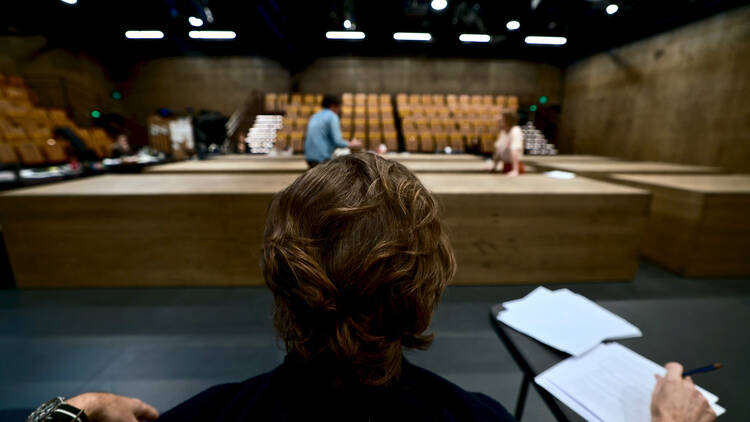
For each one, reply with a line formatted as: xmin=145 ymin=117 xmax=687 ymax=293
xmin=343 ymin=19 xmax=352 ymax=29
xmin=189 ymin=30 xmax=237 ymax=40
xmin=506 ymin=20 xmax=520 ymax=31
xmin=459 ymin=34 xmax=491 ymax=43
xmin=393 ymin=32 xmax=432 ymax=41
xmin=326 ymin=31 xmax=366 ymax=40
xmin=125 ymin=30 xmax=165 ymax=39
xmin=524 ymin=35 xmax=567 ymax=45
xmin=60 ymin=0 xmax=77 ymax=4
xmin=431 ymin=0 xmax=448 ymax=11
xmin=188 ymin=16 xmax=204 ymax=27
xmin=606 ymin=4 xmax=619 ymax=15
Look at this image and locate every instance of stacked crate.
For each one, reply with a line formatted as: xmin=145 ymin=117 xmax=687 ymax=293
xmin=522 ymin=121 xmax=557 ymax=156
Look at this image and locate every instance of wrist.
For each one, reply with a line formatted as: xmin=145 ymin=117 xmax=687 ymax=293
xmin=651 ymin=411 xmax=676 ymax=422
xmin=66 ymin=393 xmax=99 ymax=418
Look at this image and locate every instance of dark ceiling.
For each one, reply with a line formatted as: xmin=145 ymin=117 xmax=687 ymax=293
xmin=3 ymin=0 xmax=749 ymax=75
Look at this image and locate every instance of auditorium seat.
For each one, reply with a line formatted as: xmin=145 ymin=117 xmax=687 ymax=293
xmin=0 ymin=118 xmax=28 ymax=143
xmin=263 ymin=91 xmax=514 ymax=154
xmin=17 ymin=119 xmax=52 ymax=143
xmin=39 ymin=140 xmax=67 ymax=163
xmin=289 ymin=131 xmax=303 ymax=152
xmin=15 ymin=143 xmax=45 ymax=166
xmin=264 ymin=93 xmax=277 ymax=110
xmin=0 ymin=142 xmax=19 ymax=165
xmin=6 ymin=75 xmax=26 ymax=87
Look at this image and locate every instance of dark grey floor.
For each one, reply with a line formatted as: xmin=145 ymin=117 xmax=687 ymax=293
xmin=1 ymin=261 xmax=748 ymax=421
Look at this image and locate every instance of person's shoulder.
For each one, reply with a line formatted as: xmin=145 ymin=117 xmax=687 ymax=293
xmin=156 ymin=370 xmax=275 ymax=422
xmin=402 ymin=362 xmax=516 ymax=421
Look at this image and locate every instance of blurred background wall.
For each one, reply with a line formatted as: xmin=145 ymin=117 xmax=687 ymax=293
xmin=558 ymin=5 xmax=750 ymax=172
xmin=122 ymin=57 xmax=291 ymax=126
xmin=296 ymin=57 xmax=562 ymax=105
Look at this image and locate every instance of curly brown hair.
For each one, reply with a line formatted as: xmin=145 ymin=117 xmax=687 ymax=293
xmin=262 ymin=152 xmax=456 ymax=386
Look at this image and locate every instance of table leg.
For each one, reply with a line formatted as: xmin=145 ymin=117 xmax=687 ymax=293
xmin=515 ymin=373 xmax=531 ymax=420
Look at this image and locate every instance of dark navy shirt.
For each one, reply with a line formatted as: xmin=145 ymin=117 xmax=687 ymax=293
xmin=157 ymin=357 xmax=515 ymax=422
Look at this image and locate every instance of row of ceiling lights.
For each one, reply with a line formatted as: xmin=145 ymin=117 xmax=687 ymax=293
xmin=59 ymin=0 xmax=617 ymax=44
xmin=329 ymin=0 xmax=620 ymax=46
xmin=59 ymin=0 xmax=235 ymax=39
xmin=429 ymin=0 xmax=619 ymax=15
xmin=326 ymin=30 xmax=567 ymax=46
xmin=124 ymin=30 xmax=236 ymax=40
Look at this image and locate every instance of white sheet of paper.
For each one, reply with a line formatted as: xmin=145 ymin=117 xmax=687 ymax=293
xmin=535 ymin=343 xmax=725 ymax=422
xmin=497 ymin=288 xmax=642 ymax=356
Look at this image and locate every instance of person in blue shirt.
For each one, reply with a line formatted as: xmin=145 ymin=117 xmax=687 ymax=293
xmin=304 ymin=95 xmax=362 ymax=168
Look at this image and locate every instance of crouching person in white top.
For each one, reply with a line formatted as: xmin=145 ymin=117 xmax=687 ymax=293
xmin=491 ymin=110 xmax=525 ymax=176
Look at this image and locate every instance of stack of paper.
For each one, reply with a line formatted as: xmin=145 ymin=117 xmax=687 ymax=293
xmin=535 ymin=343 xmax=726 ymax=421
xmin=497 ymin=287 xmax=642 ymax=356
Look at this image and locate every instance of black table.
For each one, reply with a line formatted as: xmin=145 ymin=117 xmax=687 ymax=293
xmin=489 ymin=297 xmax=750 ymax=422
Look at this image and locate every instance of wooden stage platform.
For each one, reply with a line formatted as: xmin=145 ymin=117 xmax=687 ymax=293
xmin=144 ymin=159 xmax=309 ymax=174
xmin=144 ymin=156 xmax=516 ymax=174
xmin=0 ymin=174 xmax=649 ymax=288
xmin=209 ymin=153 xmax=485 ymax=162
xmin=522 ymin=154 xmax=621 ymax=165
xmin=529 ymin=161 xmax=722 ymax=179
xmin=609 ymin=174 xmax=750 ymax=277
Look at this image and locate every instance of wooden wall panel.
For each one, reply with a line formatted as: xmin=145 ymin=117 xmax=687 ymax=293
xmin=0 ymin=174 xmax=649 ymax=288
xmin=558 ymin=5 xmax=750 ymax=173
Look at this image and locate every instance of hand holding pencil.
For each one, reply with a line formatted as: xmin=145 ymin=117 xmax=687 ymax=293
xmin=650 ymin=362 xmax=717 ymax=422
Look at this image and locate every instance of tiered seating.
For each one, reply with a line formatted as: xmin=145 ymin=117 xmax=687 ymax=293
xmin=262 ymin=91 xmax=518 ymax=154
xmin=265 ymin=93 xmax=322 ymax=152
xmin=340 ymin=93 xmax=398 ymax=151
xmin=263 ymin=92 xmax=397 ymax=153
xmin=0 ymin=73 xmax=114 ymax=167
xmin=397 ymin=93 xmax=518 ymax=154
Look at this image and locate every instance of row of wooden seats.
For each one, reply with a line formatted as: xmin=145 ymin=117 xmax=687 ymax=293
xmin=402 ymin=132 xmax=465 ymax=153
xmin=279 ymin=114 xmax=399 ymax=133
xmin=342 ymin=116 xmax=396 ymax=128
xmin=396 ymin=93 xmax=519 ymax=107
xmin=401 ymin=131 xmax=496 ymax=153
xmin=340 ymin=95 xmax=395 ymax=149
xmin=265 ymin=92 xmax=392 ymax=110
xmin=342 ymin=93 xmax=392 ymax=106
xmin=274 ymin=129 xmax=398 ymax=153
xmin=0 ymin=127 xmax=113 ymax=166
xmin=0 ymin=74 xmax=116 ymax=166
xmin=0 ymin=74 xmax=26 ymax=87
xmin=282 ymin=105 xmax=322 ymax=118
xmin=398 ymin=104 xmax=505 ymax=119
xmin=264 ymin=93 xmax=324 ymax=110
xmin=402 ymin=117 xmax=499 ymax=131
xmin=0 ymin=116 xmax=113 ymax=166
xmin=342 ymin=104 xmax=394 ymax=115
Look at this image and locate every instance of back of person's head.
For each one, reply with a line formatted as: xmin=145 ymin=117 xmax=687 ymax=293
xmin=262 ymin=152 xmax=455 ymax=386
xmin=501 ymin=110 xmax=519 ymax=127
xmin=321 ymin=94 xmax=341 ymax=109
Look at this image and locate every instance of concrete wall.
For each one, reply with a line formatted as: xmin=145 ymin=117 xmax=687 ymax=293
xmin=297 ymin=57 xmax=563 ymax=105
xmin=559 ymin=5 xmax=750 ymax=172
xmin=0 ymin=36 xmax=121 ymax=125
xmin=122 ymin=57 xmax=291 ymax=125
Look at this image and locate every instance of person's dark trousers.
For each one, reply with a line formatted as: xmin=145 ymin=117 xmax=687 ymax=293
xmin=307 ymin=160 xmax=320 ymax=169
